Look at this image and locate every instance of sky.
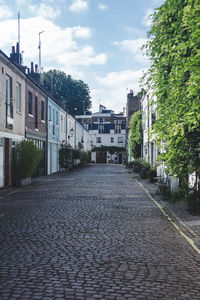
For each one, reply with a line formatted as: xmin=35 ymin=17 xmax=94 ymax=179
xmin=0 ymin=0 xmax=164 ymax=113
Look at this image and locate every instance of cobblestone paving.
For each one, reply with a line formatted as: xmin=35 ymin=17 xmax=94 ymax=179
xmin=1 ymin=165 xmax=200 ymax=300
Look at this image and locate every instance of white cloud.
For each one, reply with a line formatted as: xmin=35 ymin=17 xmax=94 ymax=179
xmin=142 ymin=8 xmax=154 ymax=27
xmin=113 ymin=38 xmax=148 ymax=63
xmin=0 ymin=1 xmax=13 ymax=19
xmin=98 ymin=4 xmax=108 ymax=10
xmin=72 ymin=26 xmax=91 ymax=39
xmin=91 ymin=68 xmax=146 ymax=113
xmin=0 ymin=16 xmax=105 ymax=78
xmin=57 ymin=46 xmax=107 ymax=67
xmin=30 ymin=3 xmax=61 ymax=19
xmin=69 ymin=0 xmax=88 ymax=13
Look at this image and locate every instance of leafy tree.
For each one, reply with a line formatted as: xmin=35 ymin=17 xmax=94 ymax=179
xmin=128 ymin=111 xmax=142 ymax=159
xmin=144 ymin=0 xmax=200 ymax=194
xmin=42 ymin=70 xmax=92 ymax=115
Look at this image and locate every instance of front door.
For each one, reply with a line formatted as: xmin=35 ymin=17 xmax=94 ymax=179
xmin=96 ymin=151 xmax=106 ymax=163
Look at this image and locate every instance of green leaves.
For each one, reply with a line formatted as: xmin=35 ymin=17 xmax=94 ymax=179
xmin=144 ymin=0 xmax=200 ymax=178
xmin=43 ymin=70 xmax=92 ymax=115
xmin=128 ymin=111 xmax=142 ymax=159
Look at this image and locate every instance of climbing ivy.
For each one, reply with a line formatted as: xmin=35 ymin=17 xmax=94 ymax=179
xmin=143 ymin=0 xmax=200 ymax=189
xmin=128 ymin=111 xmax=142 ymax=159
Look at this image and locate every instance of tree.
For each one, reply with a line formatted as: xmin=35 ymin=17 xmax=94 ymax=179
xmin=128 ymin=111 xmax=142 ymax=159
xmin=144 ymin=0 xmax=200 ymax=195
xmin=42 ymin=70 xmax=92 ymax=115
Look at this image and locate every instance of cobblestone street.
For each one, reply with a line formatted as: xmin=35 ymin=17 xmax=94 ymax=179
xmin=1 ymin=165 xmax=200 ymax=300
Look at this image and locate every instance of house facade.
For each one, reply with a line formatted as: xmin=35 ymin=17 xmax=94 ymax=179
xmin=76 ymin=105 xmax=126 ymax=164
xmin=126 ymin=90 xmax=140 ymax=163
xmin=141 ymin=91 xmax=179 ymax=192
xmin=47 ymin=97 xmax=60 ymax=175
xmin=0 ymin=50 xmax=26 ymax=187
xmin=67 ymin=113 xmax=75 ymax=148
xmin=25 ymin=65 xmax=47 ymax=177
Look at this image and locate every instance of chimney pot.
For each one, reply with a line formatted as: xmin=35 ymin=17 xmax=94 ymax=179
xmin=31 ymin=62 xmax=34 ymax=73
xmin=16 ymin=42 xmax=19 ymax=54
xmin=12 ymin=46 xmax=15 ymax=54
xmin=35 ymin=64 xmax=38 ymax=73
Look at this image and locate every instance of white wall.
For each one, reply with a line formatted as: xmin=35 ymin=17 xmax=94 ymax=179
xmin=88 ymin=129 xmax=126 ymax=151
xmin=67 ymin=114 xmax=75 ymax=148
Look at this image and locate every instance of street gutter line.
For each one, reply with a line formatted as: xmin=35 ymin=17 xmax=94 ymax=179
xmin=135 ymin=179 xmax=200 ymax=256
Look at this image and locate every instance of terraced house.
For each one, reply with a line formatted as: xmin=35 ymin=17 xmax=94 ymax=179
xmin=76 ymin=105 xmax=126 ymax=164
xmin=0 ymin=48 xmax=26 ymax=187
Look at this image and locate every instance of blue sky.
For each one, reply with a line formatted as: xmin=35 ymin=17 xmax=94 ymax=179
xmin=0 ymin=0 xmax=164 ymax=112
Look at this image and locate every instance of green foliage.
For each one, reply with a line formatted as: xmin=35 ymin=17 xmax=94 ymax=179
xmin=43 ymin=70 xmax=92 ymax=115
xmin=12 ymin=140 xmax=42 ymax=180
xmin=147 ymin=168 xmax=157 ymax=183
xmin=59 ymin=143 xmax=73 ymax=169
xmin=132 ymin=158 xmax=150 ymax=179
xmin=80 ymin=151 xmax=90 ymax=167
xmin=59 ymin=143 xmax=89 ymax=169
xmin=91 ymin=145 xmax=126 ymax=154
xmin=73 ymin=149 xmax=81 ymax=160
xmin=128 ymin=111 xmax=142 ymax=159
xmin=144 ymin=0 xmax=200 ymax=187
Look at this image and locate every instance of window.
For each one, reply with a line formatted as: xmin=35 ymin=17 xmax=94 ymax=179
xmin=56 ymin=111 xmax=59 ymax=125
xmin=118 ymin=137 xmax=123 ymax=143
xmin=151 ymin=112 xmax=156 ymax=126
xmin=28 ymin=91 xmax=32 ymax=114
xmin=6 ymin=74 xmax=13 ymax=118
xmin=61 ymin=115 xmax=63 ymax=132
xmin=16 ymin=82 xmax=21 ymax=112
xmin=111 ymin=137 xmax=114 ymax=143
xmin=99 ymin=118 xmax=104 ymax=123
xmin=41 ymin=101 xmax=45 ymax=121
xmin=115 ymin=125 xmax=121 ymax=133
xmin=35 ymin=96 xmax=38 ymax=128
xmin=49 ymin=106 xmax=51 ymax=121
xmin=96 ymin=137 xmax=101 ymax=143
xmin=99 ymin=124 xmax=104 ymax=133
xmin=53 ymin=109 xmax=55 ymax=135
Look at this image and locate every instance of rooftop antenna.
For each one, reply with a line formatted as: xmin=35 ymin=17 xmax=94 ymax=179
xmin=38 ymin=31 xmax=45 ymax=74
xmin=18 ymin=11 xmax=20 ymax=64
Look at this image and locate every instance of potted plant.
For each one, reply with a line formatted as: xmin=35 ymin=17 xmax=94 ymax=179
xmin=12 ymin=140 xmax=42 ymax=186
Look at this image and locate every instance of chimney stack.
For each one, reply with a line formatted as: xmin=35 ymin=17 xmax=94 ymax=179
xmin=31 ymin=62 xmax=34 ymax=73
xmin=35 ymin=64 xmax=38 ymax=73
xmin=10 ymin=43 xmax=22 ymax=65
xmin=16 ymin=42 xmax=20 ymax=54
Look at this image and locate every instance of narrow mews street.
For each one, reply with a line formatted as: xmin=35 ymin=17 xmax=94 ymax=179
xmin=1 ymin=165 xmax=200 ymax=299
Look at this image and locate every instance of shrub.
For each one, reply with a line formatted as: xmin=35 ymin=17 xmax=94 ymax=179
xmin=12 ymin=140 xmax=42 ymax=181
xmin=139 ymin=161 xmax=150 ymax=179
xmin=132 ymin=158 xmax=150 ymax=178
xmin=188 ymin=190 xmax=200 ymax=215
xmin=59 ymin=143 xmax=73 ymax=169
xmin=80 ymin=151 xmax=90 ymax=167
xmin=147 ymin=168 xmax=157 ymax=183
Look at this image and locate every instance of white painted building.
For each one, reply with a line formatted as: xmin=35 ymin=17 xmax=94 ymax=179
xmin=75 ymin=120 xmax=88 ymax=151
xmin=141 ymin=91 xmax=179 ymax=192
xmin=59 ymin=107 xmax=67 ymax=145
xmin=67 ymin=113 xmax=75 ymax=148
xmin=0 ymin=49 xmax=26 ymax=187
xmin=76 ymin=105 xmax=126 ymax=164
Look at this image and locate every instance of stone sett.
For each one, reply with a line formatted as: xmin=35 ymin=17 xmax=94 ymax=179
xmin=0 ymin=165 xmax=200 ymax=299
